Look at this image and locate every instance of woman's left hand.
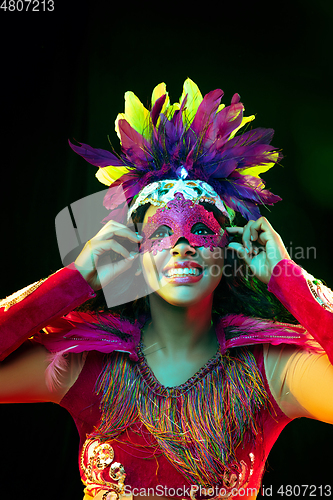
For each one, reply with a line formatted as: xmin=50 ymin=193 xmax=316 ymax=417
xmin=226 ymin=217 xmax=290 ymax=284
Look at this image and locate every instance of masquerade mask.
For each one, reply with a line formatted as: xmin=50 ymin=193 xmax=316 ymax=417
xmin=140 ymin=193 xmax=228 ymax=255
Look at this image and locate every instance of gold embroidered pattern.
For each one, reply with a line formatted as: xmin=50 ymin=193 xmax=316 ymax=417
xmin=0 ymin=279 xmax=47 ymax=311
xmin=80 ymin=438 xmax=126 ymax=499
xmin=80 ymin=441 xmax=254 ymax=499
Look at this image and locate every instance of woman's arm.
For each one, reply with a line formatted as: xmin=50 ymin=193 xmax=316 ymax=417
xmin=264 ymin=343 xmax=333 ymax=422
xmin=227 ymin=218 xmax=333 ymax=421
xmin=0 ymin=219 xmax=141 ymax=361
xmin=0 ymin=340 xmax=85 ymax=404
xmin=0 ymin=266 xmax=93 ymax=404
xmin=0 ymin=220 xmax=141 ymax=404
xmin=264 ymin=259 xmax=333 ymax=420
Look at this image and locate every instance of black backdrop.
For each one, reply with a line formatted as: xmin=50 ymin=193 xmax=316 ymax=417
xmin=1 ymin=1 xmax=333 ymax=498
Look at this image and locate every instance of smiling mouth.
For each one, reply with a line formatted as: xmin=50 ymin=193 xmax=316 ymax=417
xmin=161 ymin=261 xmax=204 ymax=281
xmin=164 ymin=267 xmax=202 ymax=278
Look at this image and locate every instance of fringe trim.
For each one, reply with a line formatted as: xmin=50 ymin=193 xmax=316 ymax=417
xmin=90 ymin=346 xmax=269 ymax=488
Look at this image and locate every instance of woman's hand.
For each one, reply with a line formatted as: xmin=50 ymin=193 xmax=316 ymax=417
xmin=226 ymin=217 xmax=290 ymax=284
xmin=74 ymin=220 xmax=142 ymax=291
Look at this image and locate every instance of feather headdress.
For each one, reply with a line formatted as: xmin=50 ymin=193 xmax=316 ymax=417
xmin=69 ymin=79 xmax=282 ymax=221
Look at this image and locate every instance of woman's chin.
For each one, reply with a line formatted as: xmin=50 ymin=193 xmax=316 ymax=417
xmin=153 ymin=281 xmax=215 ymax=307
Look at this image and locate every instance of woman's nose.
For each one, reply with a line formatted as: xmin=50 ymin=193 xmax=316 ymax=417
xmin=170 ymin=238 xmax=196 ymax=257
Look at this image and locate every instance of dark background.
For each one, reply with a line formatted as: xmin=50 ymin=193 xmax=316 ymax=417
xmin=1 ymin=1 xmax=333 ymax=498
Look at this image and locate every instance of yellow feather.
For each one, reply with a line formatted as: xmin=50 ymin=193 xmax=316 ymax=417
xmin=165 ymin=102 xmax=181 ymax=119
xmin=114 ymin=91 xmax=150 ymax=141
xmin=95 ymin=165 xmax=133 ymax=186
xmin=115 ymin=112 xmax=126 ymax=140
xmin=125 ymin=91 xmax=150 ymax=136
xmin=179 ymin=78 xmax=203 ymax=127
xmin=229 ymin=114 xmax=255 ymax=140
xmin=237 ymin=152 xmax=279 ymax=178
xmin=151 ymin=82 xmax=170 ymax=110
xmin=151 ymin=82 xmax=170 ymax=128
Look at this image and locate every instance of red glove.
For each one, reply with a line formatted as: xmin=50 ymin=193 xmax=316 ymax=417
xmin=0 ymin=265 xmax=95 ymax=361
xmin=268 ymin=259 xmax=333 ymax=363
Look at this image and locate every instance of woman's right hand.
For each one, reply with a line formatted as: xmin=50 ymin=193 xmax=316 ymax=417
xmin=74 ymin=220 xmax=142 ymax=291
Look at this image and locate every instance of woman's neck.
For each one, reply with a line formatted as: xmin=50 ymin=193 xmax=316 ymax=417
xmin=143 ymin=292 xmax=217 ymax=358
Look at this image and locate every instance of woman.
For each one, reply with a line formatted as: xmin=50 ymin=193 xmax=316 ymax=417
xmin=1 ymin=79 xmax=333 ymax=500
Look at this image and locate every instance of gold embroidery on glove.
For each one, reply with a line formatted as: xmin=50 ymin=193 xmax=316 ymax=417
xmin=302 ymin=269 xmax=333 ymax=313
xmin=0 ymin=279 xmax=47 ymax=311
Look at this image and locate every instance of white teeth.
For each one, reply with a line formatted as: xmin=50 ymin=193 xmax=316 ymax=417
xmin=165 ymin=267 xmax=201 ymax=277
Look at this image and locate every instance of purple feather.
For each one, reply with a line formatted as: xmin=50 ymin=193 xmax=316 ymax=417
xmin=231 ymin=93 xmax=241 ymax=104
xmin=226 ymin=197 xmax=261 ymax=220
xmin=68 ymin=140 xmax=127 ymax=168
xmin=190 ymin=89 xmax=224 ymax=138
xmin=184 ymin=146 xmax=196 ymax=172
xmin=202 ymin=144 xmax=279 ymax=179
xmin=227 ymin=127 xmax=275 ymax=148
xmin=117 ymin=119 xmax=151 ymax=165
xmin=162 ymin=118 xmax=180 ymax=151
xmin=151 ymin=94 xmax=167 ymax=127
xmin=212 ymin=103 xmax=244 ymax=148
xmin=230 ymin=172 xmax=282 ymax=204
xmin=217 ymin=174 xmax=282 ymax=214
xmin=204 ymin=102 xmax=244 ymax=149
xmin=103 ymin=173 xmax=141 ymax=210
xmin=203 ymin=158 xmax=239 ymax=179
xmin=172 ymin=93 xmax=187 ymax=130
xmin=101 ymin=204 xmax=129 ymax=225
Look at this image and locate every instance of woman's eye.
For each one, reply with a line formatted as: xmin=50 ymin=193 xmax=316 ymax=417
xmin=149 ymin=226 xmax=173 ymax=239
xmin=191 ymin=223 xmax=215 ymax=236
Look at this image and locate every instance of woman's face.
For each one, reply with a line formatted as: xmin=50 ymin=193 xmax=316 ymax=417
xmin=140 ymin=204 xmax=225 ymax=307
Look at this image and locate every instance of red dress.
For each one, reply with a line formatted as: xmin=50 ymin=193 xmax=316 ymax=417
xmin=60 ymin=344 xmax=291 ymax=499
xmin=1 ymin=259 xmax=333 ymax=499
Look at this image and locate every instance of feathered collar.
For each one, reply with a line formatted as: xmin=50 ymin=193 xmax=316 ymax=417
xmin=34 ymin=309 xmax=322 ymax=360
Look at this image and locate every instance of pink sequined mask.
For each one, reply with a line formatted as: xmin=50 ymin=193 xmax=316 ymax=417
xmin=140 ymin=193 xmax=228 ymax=255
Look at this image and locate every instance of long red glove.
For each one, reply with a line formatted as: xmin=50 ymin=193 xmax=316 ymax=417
xmin=268 ymin=259 xmax=333 ymax=363
xmin=0 ymin=265 xmax=95 ymax=361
